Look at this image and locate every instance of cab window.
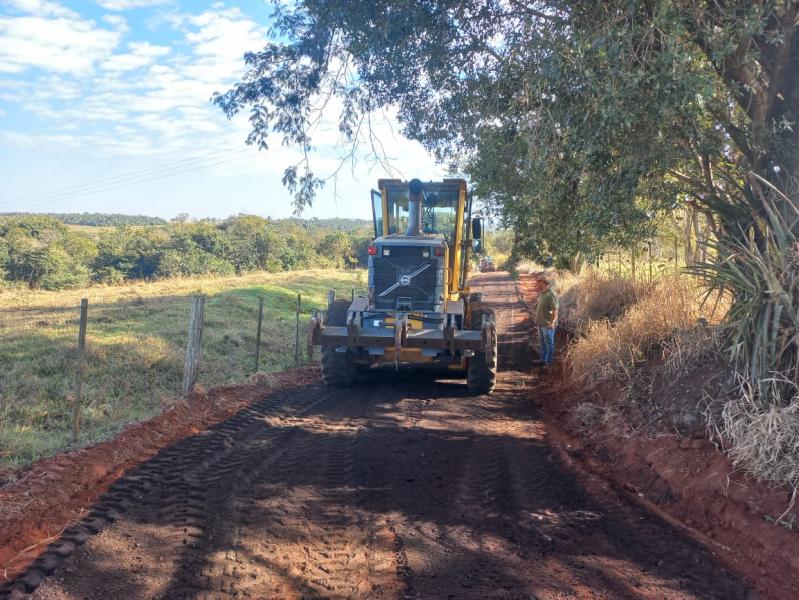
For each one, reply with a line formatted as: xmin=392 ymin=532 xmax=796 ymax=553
xmin=371 ymin=190 xmax=383 ymax=238
xmin=384 ymin=183 xmax=460 ymax=240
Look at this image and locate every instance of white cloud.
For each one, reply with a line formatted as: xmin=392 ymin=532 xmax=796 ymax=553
xmin=183 ymin=7 xmax=264 ymax=61
xmin=0 ymin=3 xmax=265 ymax=152
xmin=94 ymin=0 xmax=170 ymax=10
xmin=100 ymin=41 xmax=170 ymax=71
xmin=0 ymin=130 xmax=78 ymax=146
xmin=2 ymin=0 xmax=77 ymax=18
xmin=102 ymin=14 xmax=129 ymax=32
xmin=0 ymin=1 xmax=442 ymax=191
xmin=0 ymin=13 xmax=120 ymax=74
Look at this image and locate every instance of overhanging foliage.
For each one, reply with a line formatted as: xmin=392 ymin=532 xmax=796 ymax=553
xmin=216 ymin=0 xmax=798 ymax=266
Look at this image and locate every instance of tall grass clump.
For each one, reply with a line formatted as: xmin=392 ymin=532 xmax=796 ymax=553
xmin=695 ymin=177 xmax=799 ymax=494
xmin=566 ymin=277 xmax=719 ymax=389
xmin=558 ymin=271 xmax=648 ymax=335
xmin=715 ymin=376 xmax=799 ymax=501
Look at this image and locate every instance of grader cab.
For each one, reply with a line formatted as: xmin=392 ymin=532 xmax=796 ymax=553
xmin=309 ymin=178 xmax=497 ymax=394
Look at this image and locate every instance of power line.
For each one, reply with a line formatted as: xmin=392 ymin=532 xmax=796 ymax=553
xmin=1 ymin=149 xmax=258 ymax=212
xmin=3 ymin=145 xmax=248 ymax=206
xmin=1 ymin=147 xmax=257 ymax=212
xmin=1 ymin=146 xmax=252 ymax=208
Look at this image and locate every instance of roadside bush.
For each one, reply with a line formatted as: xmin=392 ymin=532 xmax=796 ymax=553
xmin=566 ymin=277 xmax=717 ymax=389
xmin=694 ymin=183 xmax=799 ymax=495
xmin=94 ymin=226 xmax=170 ymax=279
xmin=558 ymin=271 xmax=647 ymax=335
xmin=158 ymin=248 xmax=235 ymax=278
xmin=710 ymin=376 xmax=799 ymax=495
xmin=662 ymin=324 xmax=724 ymax=377
xmin=559 ymin=195 xmax=799 ymax=496
xmin=93 ymin=266 xmax=126 ymax=285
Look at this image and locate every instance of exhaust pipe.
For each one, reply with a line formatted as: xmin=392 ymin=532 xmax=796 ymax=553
xmin=406 ymin=178 xmax=424 ymax=236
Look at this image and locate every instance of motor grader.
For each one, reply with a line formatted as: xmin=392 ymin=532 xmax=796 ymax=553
xmin=308 ymin=178 xmax=497 ymax=394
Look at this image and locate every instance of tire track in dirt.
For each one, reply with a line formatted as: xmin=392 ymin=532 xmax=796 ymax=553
xmin=12 ymin=387 xmax=336 ymax=599
xmin=12 ymin=273 xmax=757 ymax=600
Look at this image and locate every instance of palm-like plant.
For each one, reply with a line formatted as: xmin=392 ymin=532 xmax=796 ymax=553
xmin=693 ymin=175 xmax=799 ymax=399
xmin=694 ymin=175 xmax=799 ymax=497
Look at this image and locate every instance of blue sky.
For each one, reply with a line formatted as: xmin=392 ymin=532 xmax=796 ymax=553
xmin=0 ymin=0 xmax=445 ymax=220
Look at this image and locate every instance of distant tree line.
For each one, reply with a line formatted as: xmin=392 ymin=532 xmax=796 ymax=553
xmin=0 ymin=213 xmax=168 ymax=227
xmin=0 ymin=215 xmax=372 ymax=290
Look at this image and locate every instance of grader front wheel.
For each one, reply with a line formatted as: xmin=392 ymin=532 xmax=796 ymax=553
xmin=467 ymin=308 xmax=497 ymax=394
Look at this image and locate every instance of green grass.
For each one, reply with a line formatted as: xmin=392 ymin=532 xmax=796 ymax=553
xmin=0 ymin=269 xmax=366 ymax=468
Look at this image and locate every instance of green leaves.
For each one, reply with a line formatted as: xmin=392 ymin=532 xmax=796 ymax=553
xmin=692 ymin=178 xmax=799 ymax=396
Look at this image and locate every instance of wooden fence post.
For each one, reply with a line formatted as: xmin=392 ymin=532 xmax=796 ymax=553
xmin=295 ymin=293 xmax=301 ymax=367
xmin=674 ymin=236 xmax=679 ymax=271
xmin=182 ymin=296 xmax=205 ymax=396
xmin=254 ymin=297 xmax=264 ymax=374
xmin=351 ymin=288 xmax=355 ymax=302
xmin=72 ymin=298 xmax=88 ymax=442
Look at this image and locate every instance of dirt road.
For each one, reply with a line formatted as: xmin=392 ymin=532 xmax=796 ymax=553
xmin=22 ymin=274 xmax=751 ymax=599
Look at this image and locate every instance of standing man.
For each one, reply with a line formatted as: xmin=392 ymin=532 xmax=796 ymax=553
xmin=536 ymin=275 xmax=559 ymax=366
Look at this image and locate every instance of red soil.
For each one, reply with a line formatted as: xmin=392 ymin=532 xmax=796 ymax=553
xmin=518 ymin=272 xmax=799 ymax=600
xmin=0 ymin=368 xmax=315 ymax=584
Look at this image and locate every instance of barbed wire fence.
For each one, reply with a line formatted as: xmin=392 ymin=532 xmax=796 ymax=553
xmin=0 ymin=285 xmax=362 ymax=457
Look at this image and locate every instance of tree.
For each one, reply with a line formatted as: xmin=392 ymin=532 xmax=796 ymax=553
xmin=93 ymin=226 xmax=170 ymax=280
xmin=317 ymin=231 xmax=354 ymax=268
xmin=0 ymin=216 xmax=98 ymax=289
xmin=215 ymin=0 xmax=798 ymax=258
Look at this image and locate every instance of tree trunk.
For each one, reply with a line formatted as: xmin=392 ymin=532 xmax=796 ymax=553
xmin=571 ymin=252 xmax=585 ymax=274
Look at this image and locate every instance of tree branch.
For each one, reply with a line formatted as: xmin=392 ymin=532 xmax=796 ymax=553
xmin=506 ymin=0 xmax=568 ymax=24
xmin=707 ymin=103 xmax=754 ymax=163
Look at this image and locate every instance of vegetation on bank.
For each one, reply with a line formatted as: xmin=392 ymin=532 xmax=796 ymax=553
xmin=0 ymin=214 xmax=372 ymax=290
xmin=556 ymin=269 xmax=798 ymax=498
xmin=0 ymin=269 xmax=364 ymax=469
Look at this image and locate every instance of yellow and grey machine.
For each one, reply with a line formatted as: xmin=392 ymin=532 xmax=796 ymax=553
xmin=309 ymin=178 xmax=497 ymax=393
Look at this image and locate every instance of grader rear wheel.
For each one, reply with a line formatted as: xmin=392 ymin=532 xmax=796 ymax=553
xmin=321 ymin=300 xmax=358 ymax=387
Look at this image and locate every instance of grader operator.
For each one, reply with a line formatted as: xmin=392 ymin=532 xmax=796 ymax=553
xmin=309 ymin=178 xmax=498 ymax=394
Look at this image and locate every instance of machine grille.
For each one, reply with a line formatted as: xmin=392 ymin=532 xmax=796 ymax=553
xmin=373 ymin=246 xmax=439 ymax=311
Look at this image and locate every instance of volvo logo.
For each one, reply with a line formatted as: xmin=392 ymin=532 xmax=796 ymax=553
xmin=379 ymin=263 xmax=432 ymax=297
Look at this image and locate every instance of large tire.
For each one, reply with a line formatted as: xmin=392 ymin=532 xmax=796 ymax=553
xmin=321 ymin=299 xmax=358 ymax=387
xmin=467 ymin=307 xmax=497 ymax=394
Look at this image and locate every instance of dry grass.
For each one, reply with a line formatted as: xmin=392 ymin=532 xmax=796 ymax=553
xmin=662 ymin=325 xmax=724 ymax=377
xmin=566 ymin=276 xmax=726 ymax=389
xmin=708 ymin=375 xmax=799 ymax=503
xmin=561 ymin=266 xmax=799 ymax=498
xmin=557 ymin=271 xmax=647 ymax=335
xmin=0 ymin=269 xmax=363 ymax=310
